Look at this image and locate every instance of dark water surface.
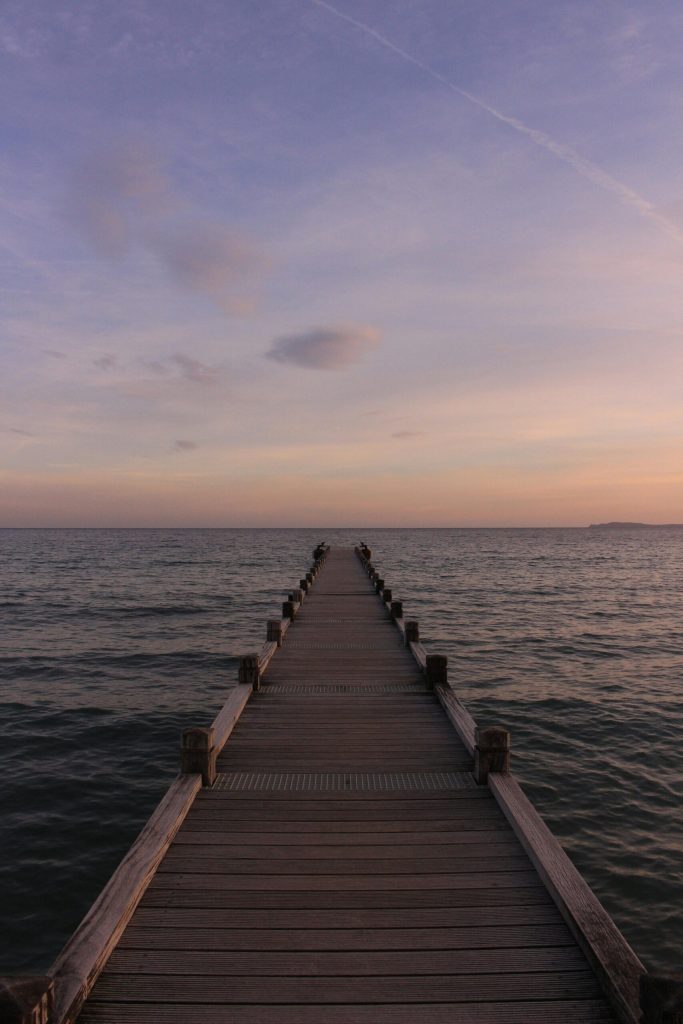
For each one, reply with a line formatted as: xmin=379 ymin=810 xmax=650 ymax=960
xmin=1 ymin=528 xmax=681 ymax=974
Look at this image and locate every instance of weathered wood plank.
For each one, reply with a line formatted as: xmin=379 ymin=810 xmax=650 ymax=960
xmin=119 ymin=921 xmax=573 ymax=950
xmin=139 ymin=898 xmax=556 ymax=925
xmin=131 ymin=902 xmax=562 ymax=927
xmin=78 ymin=1001 xmax=617 ymax=1023
xmin=211 ymin=684 xmax=252 ymax=755
xmin=169 ymin=837 xmax=523 ymax=855
xmin=105 ymin=945 xmax=588 ymax=975
xmin=156 ymin=856 xmax=532 ymax=876
xmin=435 ymin=683 xmax=477 ymax=756
xmin=48 ymin=774 xmax=201 ymax=1024
xmin=258 ymin=641 xmax=279 ymax=674
xmin=147 ymin=869 xmax=544 ymax=891
xmin=86 ymin=969 xmax=604 ymax=1003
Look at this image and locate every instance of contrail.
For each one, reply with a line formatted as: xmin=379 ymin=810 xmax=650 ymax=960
xmin=311 ymin=0 xmax=683 ymax=244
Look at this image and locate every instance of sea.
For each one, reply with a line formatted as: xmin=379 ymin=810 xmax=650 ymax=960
xmin=1 ymin=527 xmax=681 ymax=975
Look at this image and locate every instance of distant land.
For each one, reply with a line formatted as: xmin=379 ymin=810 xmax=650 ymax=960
xmin=589 ymin=521 xmax=683 ymax=529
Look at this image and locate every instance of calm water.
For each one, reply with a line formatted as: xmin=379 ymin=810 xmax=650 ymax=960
xmin=1 ymin=527 xmax=681 ymax=974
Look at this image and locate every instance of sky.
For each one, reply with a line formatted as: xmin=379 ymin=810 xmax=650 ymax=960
xmin=2 ymin=0 xmax=683 ymax=526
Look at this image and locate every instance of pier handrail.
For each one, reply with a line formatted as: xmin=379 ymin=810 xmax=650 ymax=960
xmin=47 ymin=773 xmax=201 ymax=1024
xmin=491 ymin=772 xmax=645 ymax=1024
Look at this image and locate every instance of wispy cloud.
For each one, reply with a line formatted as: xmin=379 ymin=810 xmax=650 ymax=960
xmin=173 ymin=439 xmax=199 ymax=452
xmin=42 ymin=349 xmax=66 ymax=359
xmin=311 ymin=0 xmax=683 ymax=245
xmin=67 ymin=142 xmax=169 ymax=258
xmin=67 ymin=139 xmax=267 ymax=310
xmin=148 ymin=223 xmax=266 ymax=314
xmin=266 ymin=325 xmax=381 ymax=370
xmin=169 ymin=352 xmax=222 ymax=385
xmin=392 ymin=430 xmax=423 ymax=439
xmin=93 ymin=353 xmax=118 ymax=370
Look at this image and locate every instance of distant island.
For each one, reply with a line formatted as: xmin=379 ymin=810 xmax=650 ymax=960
xmin=589 ymin=521 xmax=683 ymax=529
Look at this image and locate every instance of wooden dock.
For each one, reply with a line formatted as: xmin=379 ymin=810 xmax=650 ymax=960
xmin=2 ymin=545 xmax=677 ymax=1024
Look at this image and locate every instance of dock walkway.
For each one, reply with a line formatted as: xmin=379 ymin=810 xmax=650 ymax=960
xmin=5 ymin=545 xmax=659 ymax=1024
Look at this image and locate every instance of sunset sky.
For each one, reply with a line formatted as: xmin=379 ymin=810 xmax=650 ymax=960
xmin=2 ymin=0 xmax=683 ymax=526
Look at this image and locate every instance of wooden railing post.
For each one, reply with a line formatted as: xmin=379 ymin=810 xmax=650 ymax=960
xmin=382 ymin=587 xmax=392 ymax=604
xmin=390 ymin=600 xmax=403 ymax=619
xmin=405 ymin=620 xmax=419 ymax=644
xmin=299 ymin=579 xmax=309 ymax=594
xmin=0 ymin=977 xmax=53 ymax=1024
xmin=425 ymin=653 xmax=447 ymax=689
xmin=282 ymin=600 xmax=295 ymax=620
xmin=305 ymin=572 xmax=313 ymax=585
xmin=374 ymin=577 xmax=384 ymax=594
xmin=239 ymin=653 xmax=261 ymax=691
xmin=474 ymin=726 xmax=511 ymax=785
xmin=181 ymin=726 xmax=217 ymax=786
xmin=641 ymin=975 xmax=683 ymax=1023
xmin=291 ymin=588 xmax=304 ymax=604
xmin=267 ymin=619 xmax=284 ymax=646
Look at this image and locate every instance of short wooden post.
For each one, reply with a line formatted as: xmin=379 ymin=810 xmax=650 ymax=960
xmin=267 ymin=619 xmax=283 ymax=646
xmin=641 ymin=975 xmax=683 ymax=1023
xmin=474 ymin=726 xmax=511 ymax=785
xmin=425 ymin=653 xmax=447 ymax=689
xmin=390 ymin=600 xmax=403 ymax=619
xmin=291 ymin=588 xmax=304 ymax=604
xmin=382 ymin=587 xmax=393 ymax=604
xmin=374 ymin=577 xmax=384 ymax=594
xmin=299 ymin=578 xmax=309 ymax=594
xmin=181 ymin=726 xmax=217 ymax=787
xmin=405 ymin=620 xmax=419 ymax=644
xmin=305 ymin=572 xmax=313 ymax=585
xmin=239 ymin=653 xmax=261 ymax=691
xmin=282 ymin=600 xmax=295 ymax=619
xmin=0 ymin=977 xmax=53 ymax=1024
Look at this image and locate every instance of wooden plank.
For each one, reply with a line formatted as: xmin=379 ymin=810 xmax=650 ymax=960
xmin=104 ymin=945 xmax=588 ymax=975
xmin=146 ymin=869 xmax=543 ymax=891
xmin=86 ymin=970 xmax=604 ymax=1003
xmin=132 ymin=903 xmax=562 ymax=928
xmin=156 ymin=854 xmax=532 ymax=875
xmin=409 ymin=641 xmax=428 ymax=671
xmin=167 ymin=835 xmax=520 ymax=851
xmin=177 ymin=818 xmax=511 ymax=834
xmin=258 ymin=641 xmax=279 ymax=674
xmin=489 ymin=772 xmax=644 ymax=1024
xmin=78 ymin=1000 xmax=616 ymax=1023
xmin=48 ymin=773 xmax=201 ymax=1024
xmin=211 ymin=684 xmax=252 ymax=755
xmin=435 ymin=683 xmax=477 ymax=756
xmin=119 ymin=922 xmax=573 ymax=950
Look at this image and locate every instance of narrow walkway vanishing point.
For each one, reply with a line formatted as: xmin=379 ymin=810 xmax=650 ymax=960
xmin=2 ymin=546 xmax=678 ymax=1023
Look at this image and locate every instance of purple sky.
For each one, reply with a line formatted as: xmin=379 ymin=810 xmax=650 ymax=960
xmin=2 ymin=1 xmax=683 ymax=525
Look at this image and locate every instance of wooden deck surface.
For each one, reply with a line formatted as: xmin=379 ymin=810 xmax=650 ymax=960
xmin=77 ymin=547 xmax=617 ymax=1023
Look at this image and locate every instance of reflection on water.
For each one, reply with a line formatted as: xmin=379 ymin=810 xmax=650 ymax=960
xmin=1 ymin=527 xmax=681 ymax=972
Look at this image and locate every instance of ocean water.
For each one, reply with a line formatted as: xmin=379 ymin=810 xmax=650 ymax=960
xmin=0 ymin=527 xmax=681 ymax=976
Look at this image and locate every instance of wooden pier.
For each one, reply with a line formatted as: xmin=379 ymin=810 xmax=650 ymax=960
xmin=2 ymin=545 xmax=678 ymax=1024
